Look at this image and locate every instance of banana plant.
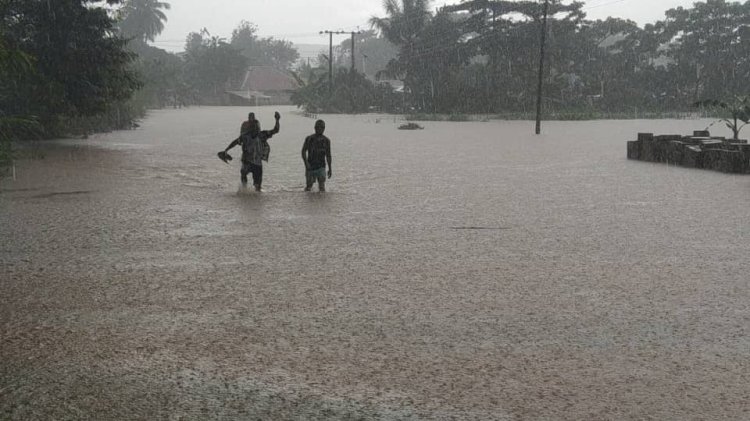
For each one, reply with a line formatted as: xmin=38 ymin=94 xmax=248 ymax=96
xmin=694 ymin=95 xmax=750 ymax=140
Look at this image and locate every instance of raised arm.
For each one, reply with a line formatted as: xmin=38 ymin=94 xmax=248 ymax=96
xmin=268 ymin=111 xmax=280 ymax=136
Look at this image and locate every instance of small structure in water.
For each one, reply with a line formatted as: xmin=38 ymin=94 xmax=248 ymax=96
xmin=398 ymin=122 xmax=424 ymax=130
xmin=627 ymin=131 xmax=750 ymax=173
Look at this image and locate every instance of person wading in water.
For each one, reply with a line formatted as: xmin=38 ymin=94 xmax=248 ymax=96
xmin=220 ymin=111 xmax=280 ymax=191
xmin=301 ymin=119 xmax=332 ymax=192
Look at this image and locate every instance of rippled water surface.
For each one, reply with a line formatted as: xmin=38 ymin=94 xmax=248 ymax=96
xmin=2 ymin=107 xmax=749 ymax=419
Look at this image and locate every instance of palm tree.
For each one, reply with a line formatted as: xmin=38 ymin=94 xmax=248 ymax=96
xmin=118 ymin=0 xmax=171 ymax=43
xmin=369 ymin=0 xmax=432 ymax=105
xmin=370 ymin=0 xmax=431 ymax=46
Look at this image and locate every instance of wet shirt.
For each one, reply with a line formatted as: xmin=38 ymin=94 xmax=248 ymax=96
xmin=241 ymin=131 xmax=274 ymax=165
xmin=302 ymin=134 xmax=331 ymax=170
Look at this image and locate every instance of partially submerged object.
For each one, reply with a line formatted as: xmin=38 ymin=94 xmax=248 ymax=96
xmin=398 ymin=122 xmax=424 ymax=130
xmin=627 ymin=131 xmax=750 ymax=173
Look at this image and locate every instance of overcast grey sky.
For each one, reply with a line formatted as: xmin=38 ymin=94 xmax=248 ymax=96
xmin=151 ymin=0 xmax=697 ymax=53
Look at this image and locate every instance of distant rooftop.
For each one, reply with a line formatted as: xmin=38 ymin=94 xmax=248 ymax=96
xmin=239 ymin=66 xmax=299 ymax=92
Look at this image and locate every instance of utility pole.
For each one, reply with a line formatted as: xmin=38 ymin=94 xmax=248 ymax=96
xmin=535 ymin=0 xmax=550 ymax=135
xmin=319 ymin=30 xmax=363 ymax=92
xmin=320 ymin=31 xmax=334 ymax=97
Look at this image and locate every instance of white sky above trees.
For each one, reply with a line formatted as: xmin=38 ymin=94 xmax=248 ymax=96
xmin=150 ymin=0 xmax=697 ymax=53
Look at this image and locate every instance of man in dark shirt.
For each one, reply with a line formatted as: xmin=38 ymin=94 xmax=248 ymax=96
xmin=301 ymin=119 xmax=332 ymax=192
xmin=223 ymin=111 xmax=280 ymax=191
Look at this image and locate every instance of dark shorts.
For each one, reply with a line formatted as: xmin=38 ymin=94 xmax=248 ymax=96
xmin=306 ymin=167 xmax=326 ymax=186
xmin=241 ymin=161 xmax=263 ymax=186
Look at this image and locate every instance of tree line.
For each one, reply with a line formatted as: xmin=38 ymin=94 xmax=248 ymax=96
xmin=133 ymin=20 xmax=299 ymax=108
xmin=1 ymin=0 xmax=140 ymax=145
xmin=0 ymin=0 xmax=299 ymax=156
xmin=3 ymin=0 xmax=748 ymax=157
xmin=294 ymin=0 xmax=750 ymax=116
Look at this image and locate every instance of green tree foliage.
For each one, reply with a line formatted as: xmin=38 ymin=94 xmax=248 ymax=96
xmin=333 ymin=30 xmax=398 ymax=78
xmin=291 ymin=68 xmax=399 ymax=113
xmin=0 ymin=37 xmax=41 ymax=165
xmin=117 ymin=0 xmax=171 ymax=43
xmin=230 ymin=21 xmax=299 ymax=70
xmin=114 ymin=1 xmax=194 ymax=109
xmin=439 ymin=0 xmax=588 ymax=113
xmin=131 ymin=44 xmax=190 ymax=108
xmin=183 ymin=30 xmax=247 ymax=104
xmin=0 ymin=36 xmax=34 ymax=125
xmin=407 ymin=10 xmax=469 ymax=112
xmin=655 ymin=0 xmax=750 ymax=104
xmin=370 ymin=0 xmax=433 ymax=99
xmin=291 ymin=31 xmax=401 ymax=114
xmin=695 ymin=96 xmax=750 ymax=139
xmin=365 ymin=0 xmax=750 ymax=115
xmin=122 ymin=19 xmax=299 ymax=109
xmin=572 ymin=18 xmax=649 ymax=109
xmin=0 ymin=0 xmax=140 ymax=137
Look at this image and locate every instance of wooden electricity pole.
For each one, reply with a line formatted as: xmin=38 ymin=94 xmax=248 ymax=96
xmin=320 ymin=30 xmax=334 ymax=97
xmin=535 ymin=0 xmax=550 ymax=135
xmin=320 ymin=30 xmax=363 ymax=95
xmin=350 ymin=31 xmax=358 ymax=71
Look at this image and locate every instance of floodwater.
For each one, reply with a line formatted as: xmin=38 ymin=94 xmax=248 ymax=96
xmin=1 ymin=106 xmax=749 ymax=420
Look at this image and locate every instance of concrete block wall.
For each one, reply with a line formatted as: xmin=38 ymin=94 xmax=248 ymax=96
xmin=627 ymin=131 xmax=750 ymax=174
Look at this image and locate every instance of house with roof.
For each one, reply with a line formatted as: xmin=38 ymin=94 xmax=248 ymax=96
xmin=226 ymin=66 xmax=300 ymax=106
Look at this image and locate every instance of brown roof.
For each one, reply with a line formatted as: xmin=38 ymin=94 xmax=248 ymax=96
xmin=240 ymin=66 xmax=299 ymax=92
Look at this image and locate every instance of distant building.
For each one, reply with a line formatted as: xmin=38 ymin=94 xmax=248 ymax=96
xmin=226 ymin=66 xmax=300 ymax=105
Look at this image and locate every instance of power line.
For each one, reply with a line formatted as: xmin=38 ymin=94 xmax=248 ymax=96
xmin=319 ymin=30 xmax=363 ymax=96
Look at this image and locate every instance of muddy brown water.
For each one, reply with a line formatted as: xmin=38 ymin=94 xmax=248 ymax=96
xmin=2 ymin=107 xmax=749 ymax=420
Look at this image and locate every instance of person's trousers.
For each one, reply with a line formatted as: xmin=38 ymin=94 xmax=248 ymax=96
xmin=241 ymin=161 xmax=263 ymax=187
